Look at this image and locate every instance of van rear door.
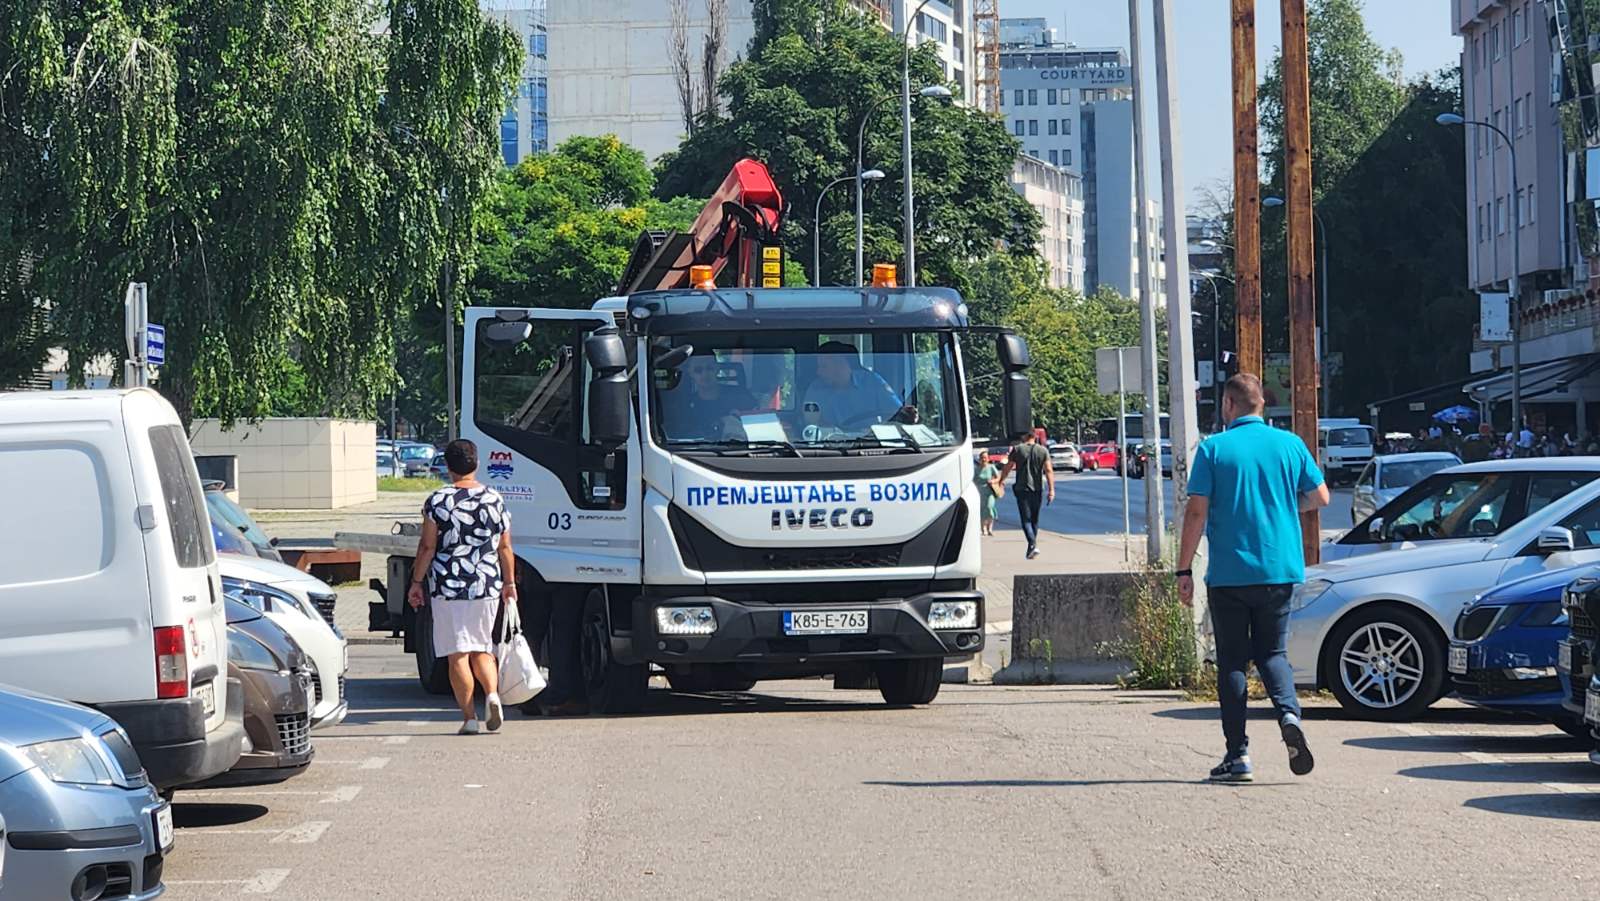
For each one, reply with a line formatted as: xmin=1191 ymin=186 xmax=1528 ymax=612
xmin=0 ymin=407 xmax=153 ymax=701
xmin=135 ymin=405 xmax=229 ymax=734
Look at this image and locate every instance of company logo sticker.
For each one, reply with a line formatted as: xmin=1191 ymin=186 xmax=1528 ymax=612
xmin=486 ymin=451 xmax=514 ymax=480
xmin=500 ymin=484 xmax=535 ymax=501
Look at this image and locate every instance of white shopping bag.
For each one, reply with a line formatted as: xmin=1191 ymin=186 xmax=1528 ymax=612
xmin=496 ymin=599 xmax=546 ymax=706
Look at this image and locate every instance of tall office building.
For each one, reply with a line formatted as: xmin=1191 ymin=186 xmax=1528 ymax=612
xmin=998 ymin=18 xmax=1157 ymax=303
xmin=1011 ymin=155 xmax=1086 ymax=292
xmin=482 ymin=0 xmax=550 ymax=165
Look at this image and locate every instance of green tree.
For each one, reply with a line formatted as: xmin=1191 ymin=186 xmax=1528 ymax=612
xmin=1254 ymin=0 xmax=1467 ymax=416
xmin=0 ymin=0 xmax=521 ymax=427
xmin=654 ymin=0 xmax=1039 ymax=291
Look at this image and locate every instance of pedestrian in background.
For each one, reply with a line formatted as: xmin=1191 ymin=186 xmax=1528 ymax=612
xmin=409 ymin=438 xmax=515 ymax=735
xmin=1176 ymin=374 xmax=1330 ymax=782
xmin=975 ymin=451 xmax=1002 ymax=536
xmin=999 ymin=428 xmax=1053 ymax=559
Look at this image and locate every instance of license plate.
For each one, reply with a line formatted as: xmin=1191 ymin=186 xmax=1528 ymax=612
xmin=154 ymin=802 xmax=174 ymax=853
xmin=1448 ymin=644 xmax=1469 ymax=675
xmin=1588 ymin=689 xmax=1600 ymax=727
xmin=1559 ymin=641 xmax=1574 ymax=673
xmin=783 ymin=610 xmax=868 ymax=636
xmin=195 ymin=683 xmax=215 ymax=716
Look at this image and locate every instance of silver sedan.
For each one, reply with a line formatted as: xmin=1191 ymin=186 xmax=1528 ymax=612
xmin=1349 ymin=451 xmax=1461 ymax=525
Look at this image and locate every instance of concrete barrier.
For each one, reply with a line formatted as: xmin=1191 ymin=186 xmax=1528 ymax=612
xmin=994 ymin=572 xmax=1136 ymax=684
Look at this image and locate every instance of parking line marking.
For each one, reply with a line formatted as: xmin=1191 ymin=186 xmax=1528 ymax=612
xmin=314 ymin=735 xmax=411 ymax=745
xmin=244 ymin=870 xmax=291 ymax=894
xmin=1462 ymin=751 xmax=1505 ymax=766
xmin=272 ymin=822 xmax=331 ymax=844
xmin=322 ymin=784 xmax=364 ymax=803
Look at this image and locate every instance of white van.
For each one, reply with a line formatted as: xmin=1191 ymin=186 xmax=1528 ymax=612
xmin=1318 ymin=417 xmax=1376 ymax=484
xmin=0 ymin=389 xmax=243 ymax=789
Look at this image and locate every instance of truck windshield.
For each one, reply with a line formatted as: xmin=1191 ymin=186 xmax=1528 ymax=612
xmin=1326 ymin=428 xmax=1372 ymax=447
xmin=651 ymin=330 xmax=964 ymax=453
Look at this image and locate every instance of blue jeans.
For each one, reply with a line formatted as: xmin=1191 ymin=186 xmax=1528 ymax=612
xmin=1013 ymin=489 xmax=1042 ymax=551
xmin=1210 ymin=584 xmax=1301 ymax=758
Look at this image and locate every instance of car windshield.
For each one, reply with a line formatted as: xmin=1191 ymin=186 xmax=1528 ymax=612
xmin=1382 ymin=473 xmax=1516 ymax=542
xmin=206 ymin=490 xmax=272 ymax=549
xmin=210 ymin=513 xmax=256 ymax=556
xmin=397 ymin=445 xmax=433 ymax=462
xmin=651 ymin=330 xmax=964 ymax=454
xmin=377 ymin=450 xmax=396 ymax=465
xmin=1380 ymin=459 xmax=1457 ymax=490
xmin=1326 ymin=427 xmax=1372 ymax=447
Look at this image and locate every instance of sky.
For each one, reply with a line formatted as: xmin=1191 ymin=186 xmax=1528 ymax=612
xmin=999 ymin=0 xmax=1462 ymax=209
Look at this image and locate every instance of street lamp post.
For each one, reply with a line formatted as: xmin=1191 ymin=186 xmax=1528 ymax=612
xmin=857 ymin=85 xmax=949 ymax=285
xmin=816 ymin=171 xmax=883 ymax=286
xmin=1264 ymin=195 xmax=1329 ymax=413
xmin=901 ymin=0 xmax=938 ymax=287
xmin=1194 ymin=269 xmax=1234 ymax=430
xmin=1438 ymin=112 xmax=1521 ymax=435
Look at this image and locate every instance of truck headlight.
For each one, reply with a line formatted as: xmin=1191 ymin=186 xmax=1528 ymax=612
xmin=1290 ymin=579 xmax=1334 ymax=613
xmin=656 ymin=606 xmax=716 ymax=636
xmin=23 ymin=738 xmax=115 ymax=786
xmin=928 ymin=600 xmax=979 ymax=630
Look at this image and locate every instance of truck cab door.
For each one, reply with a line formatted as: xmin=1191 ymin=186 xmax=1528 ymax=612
xmin=462 ymin=308 xmax=641 ymax=584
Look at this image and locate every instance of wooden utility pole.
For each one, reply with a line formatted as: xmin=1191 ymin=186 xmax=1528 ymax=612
xmin=1231 ymin=0 xmax=1262 ymax=378
xmin=1281 ymin=0 xmax=1319 ymax=565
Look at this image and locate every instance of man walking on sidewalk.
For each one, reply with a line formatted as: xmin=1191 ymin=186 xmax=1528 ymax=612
xmin=999 ymin=429 xmax=1053 ymax=559
xmin=1176 ymin=374 xmax=1330 ymax=782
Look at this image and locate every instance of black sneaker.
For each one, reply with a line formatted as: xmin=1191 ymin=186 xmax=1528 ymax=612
xmin=1280 ymin=714 xmax=1314 ymax=776
xmin=1208 ymin=754 xmax=1253 ymax=783
xmin=1025 ymin=547 xmax=1040 ymax=560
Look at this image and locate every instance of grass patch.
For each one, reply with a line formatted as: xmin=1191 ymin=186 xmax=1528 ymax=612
xmin=378 ymin=476 xmax=442 ymax=492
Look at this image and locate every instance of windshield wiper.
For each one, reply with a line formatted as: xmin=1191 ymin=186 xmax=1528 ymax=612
xmin=664 ymin=438 xmax=806 ymax=457
xmin=811 ymin=436 xmax=922 ymax=455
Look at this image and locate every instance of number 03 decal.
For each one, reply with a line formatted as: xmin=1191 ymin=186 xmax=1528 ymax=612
xmin=547 ymin=512 xmax=573 ymax=531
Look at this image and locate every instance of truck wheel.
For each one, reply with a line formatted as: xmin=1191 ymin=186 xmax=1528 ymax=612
xmin=1321 ymin=604 xmax=1444 ymax=721
xmin=580 ymin=589 xmax=648 ymax=714
xmin=875 ymin=658 xmax=943 ymax=706
xmin=413 ymin=602 xmax=451 ymax=695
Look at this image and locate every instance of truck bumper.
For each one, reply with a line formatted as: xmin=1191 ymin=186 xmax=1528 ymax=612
xmin=628 ymin=588 xmax=983 ymax=666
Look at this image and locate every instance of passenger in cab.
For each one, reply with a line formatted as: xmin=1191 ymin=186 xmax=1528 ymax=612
xmin=803 ymin=341 xmax=904 ymax=429
xmin=666 ymin=353 xmax=756 ymax=438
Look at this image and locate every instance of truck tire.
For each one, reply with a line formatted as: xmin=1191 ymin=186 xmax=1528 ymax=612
xmin=875 ymin=658 xmax=943 ymax=706
xmin=580 ymin=589 xmax=649 ymax=714
xmin=413 ymin=602 xmax=451 ymax=696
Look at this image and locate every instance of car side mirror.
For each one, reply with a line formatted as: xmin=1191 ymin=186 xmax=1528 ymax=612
xmin=584 ymin=327 xmax=631 ymax=447
xmin=1539 ymin=526 xmax=1577 ymax=554
xmin=1367 ymin=516 xmax=1385 ymax=540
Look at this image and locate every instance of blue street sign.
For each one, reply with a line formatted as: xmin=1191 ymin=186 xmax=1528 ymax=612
xmin=145 ymin=324 xmax=166 ymax=366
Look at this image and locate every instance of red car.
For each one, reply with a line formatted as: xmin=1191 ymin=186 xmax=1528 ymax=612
xmin=1080 ymin=443 xmax=1120 ymax=470
xmin=985 ymin=445 xmax=1011 ymax=467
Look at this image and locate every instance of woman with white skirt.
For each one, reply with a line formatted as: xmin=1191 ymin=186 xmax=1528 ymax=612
xmin=407 ymin=439 xmax=516 ymax=734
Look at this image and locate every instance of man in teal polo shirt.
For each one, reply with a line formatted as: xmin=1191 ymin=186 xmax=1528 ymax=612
xmin=1176 ymin=373 xmax=1330 ymax=783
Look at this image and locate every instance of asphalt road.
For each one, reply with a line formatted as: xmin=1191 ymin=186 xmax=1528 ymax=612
xmin=1003 ymin=467 xmax=1356 ymax=538
xmin=160 ymin=644 xmax=1600 ymax=900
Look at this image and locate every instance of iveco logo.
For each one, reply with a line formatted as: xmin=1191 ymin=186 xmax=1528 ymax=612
xmin=770 ymin=507 xmax=875 ymax=530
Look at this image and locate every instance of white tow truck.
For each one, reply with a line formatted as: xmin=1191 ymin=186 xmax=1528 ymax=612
xmin=338 ymin=159 xmax=1033 ymax=710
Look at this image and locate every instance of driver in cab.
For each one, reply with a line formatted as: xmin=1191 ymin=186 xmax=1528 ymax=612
xmin=667 ymin=353 xmax=756 ymax=438
xmin=803 ymin=341 xmax=905 ymax=429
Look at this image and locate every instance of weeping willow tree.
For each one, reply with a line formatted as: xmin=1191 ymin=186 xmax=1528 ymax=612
xmin=0 ymin=0 xmax=521 ymax=425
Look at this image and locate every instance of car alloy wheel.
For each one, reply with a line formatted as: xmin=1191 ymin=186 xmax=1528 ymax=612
xmin=1337 ymin=622 xmax=1425 ymax=710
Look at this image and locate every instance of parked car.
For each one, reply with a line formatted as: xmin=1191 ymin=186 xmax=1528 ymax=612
xmin=1349 ymin=452 xmax=1462 ymax=524
xmin=0 ymin=685 xmax=171 ymax=900
xmin=0 ymin=389 xmax=243 ymax=790
xmin=193 ymin=600 xmax=315 ymax=788
xmin=1448 ymin=564 xmax=1596 ymax=736
xmin=1322 ymin=459 xmax=1600 ymax=564
xmin=1318 ymin=418 xmax=1377 ymax=484
xmin=1048 ymin=442 xmax=1083 ymax=473
xmin=1289 ymin=471 xmax=1600 ymax=720
xmin=218 ymin=555 xmax=348 ymax=729
xmin=1557 ymin=573 xmax=1600 ymax=742
xmin=396 ymin=442 xmax=437 ymax=477
xmin=429 ymin=453 xmax=449 ymax=480
xmin=204 ymin=483 xmax=284 ymax=563
xmin=1080 ymin=443 xmax=1119 ymax=471
xmin=376 ymin=447 xmax=403 ymax=479
xmin=1586 ymin=672 xmax=1600 ymax=753
xmin=211 ymin=505 xmax=260 ymax=558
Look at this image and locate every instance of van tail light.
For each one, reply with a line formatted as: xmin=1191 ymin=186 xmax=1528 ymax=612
xmin=154 ymin=626 xmax=188 ymax=699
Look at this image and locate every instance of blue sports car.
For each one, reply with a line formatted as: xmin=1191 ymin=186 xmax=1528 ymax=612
xmin=1449 ymin=563 xmax=1600 ymax=737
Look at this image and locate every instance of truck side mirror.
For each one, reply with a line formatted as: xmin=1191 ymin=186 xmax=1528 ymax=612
xmin=1002 ymin=372 xmax=1032 ymax=441
xmin=996 ymin=333 xmax=1032 ymax=371
xmin=584 ymin=327 xmax=631 ymax=447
